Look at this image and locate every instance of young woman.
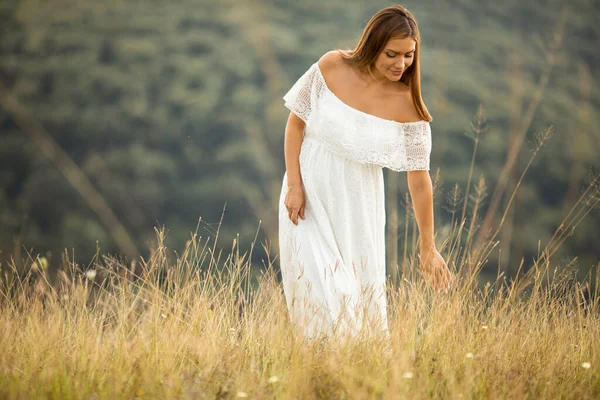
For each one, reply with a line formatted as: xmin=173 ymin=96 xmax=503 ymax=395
xmin=278 ymin=5 xmax=453 ymax=342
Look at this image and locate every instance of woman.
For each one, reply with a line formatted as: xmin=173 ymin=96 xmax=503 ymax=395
xmin=278 ymin=5 xmax=453 ymax=342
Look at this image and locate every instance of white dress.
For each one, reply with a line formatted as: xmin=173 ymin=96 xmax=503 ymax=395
xmin=278 ymin=61 xmax=432 ymax=342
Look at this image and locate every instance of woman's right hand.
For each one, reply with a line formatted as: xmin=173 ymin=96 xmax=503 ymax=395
xmin=284 ymin=185 xmax=306 ymax=225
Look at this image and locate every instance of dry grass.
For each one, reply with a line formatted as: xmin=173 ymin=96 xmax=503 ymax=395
xmin=0 ymin=212 xmax=598 ymax=399
xmin=1 ymin=108 xmax=600 ymax=398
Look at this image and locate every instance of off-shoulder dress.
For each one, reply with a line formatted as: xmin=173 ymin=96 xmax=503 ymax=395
xmin=278 ymin=61 xmax=432 ymax=342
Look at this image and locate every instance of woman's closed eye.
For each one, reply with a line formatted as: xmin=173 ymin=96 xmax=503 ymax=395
xmin=386 ymin=52 xmax=413 ymax=58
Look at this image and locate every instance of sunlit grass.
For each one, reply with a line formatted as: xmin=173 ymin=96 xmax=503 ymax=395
xmin=0 ymin=214 xmax=598 ymax=399
xmin=1 ymin=104 xmax=599 ymax=398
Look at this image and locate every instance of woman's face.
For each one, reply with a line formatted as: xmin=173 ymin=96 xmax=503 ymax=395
xmin=372 ymin=37 xmax=416 ymax=82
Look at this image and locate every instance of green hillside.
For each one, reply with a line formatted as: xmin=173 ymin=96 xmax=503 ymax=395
xmin=0 ymin=0 xmax=598 ymax=277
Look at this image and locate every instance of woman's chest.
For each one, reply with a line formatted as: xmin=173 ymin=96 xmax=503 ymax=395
xmin=326 ymin=74 xmax=417 ymax=123
xmin=310 ymin=92 xmax=402 ymax=145
xmin=335 ymin=91 xmax=402 ymax=121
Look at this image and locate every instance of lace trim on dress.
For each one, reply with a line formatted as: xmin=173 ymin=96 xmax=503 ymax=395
xmin=282 ymin=62 xmax=432 ymax=172
xmin=283 ymin=63 xmax=326 ymax=125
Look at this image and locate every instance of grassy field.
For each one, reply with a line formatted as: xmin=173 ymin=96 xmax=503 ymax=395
xmin=1 ymin=114 xmax=600 ymax=398
xmin=0 ymin=218 xmax=598 ymax=399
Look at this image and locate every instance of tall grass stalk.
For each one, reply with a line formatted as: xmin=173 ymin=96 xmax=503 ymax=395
xmin=1 ymin=205 xmax=598 ymax=398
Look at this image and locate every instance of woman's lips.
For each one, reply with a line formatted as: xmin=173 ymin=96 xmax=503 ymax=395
xmin=391 ymin=69 xmax=404 ymax=75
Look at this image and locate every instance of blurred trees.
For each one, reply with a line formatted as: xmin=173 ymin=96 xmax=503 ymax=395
xmin=0 ymin=0 xmax=598 ymax=277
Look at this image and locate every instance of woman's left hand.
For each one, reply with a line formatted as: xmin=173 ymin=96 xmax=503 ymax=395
xmin=419 ymin=248 xmax=453 ymax=293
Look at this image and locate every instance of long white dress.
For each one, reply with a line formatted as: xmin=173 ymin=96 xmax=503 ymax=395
xmin=278 ymin=61 xmax=432 ymax=342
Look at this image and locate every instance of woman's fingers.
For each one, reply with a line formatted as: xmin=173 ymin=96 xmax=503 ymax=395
xmin=286 ymin=204 xmax=298 ymax=225
xmin=286 ymin=204 xmax=305 ymax=225
xmin=440 ymin=269 xmax=452 ymax=292
xmin=427 ymin=259 xmax=451 ymax=293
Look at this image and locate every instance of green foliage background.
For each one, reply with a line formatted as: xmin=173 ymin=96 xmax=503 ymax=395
xmin=0 ymin=0 xmax=598 ymax=277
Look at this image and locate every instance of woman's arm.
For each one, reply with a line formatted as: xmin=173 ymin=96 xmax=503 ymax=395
xmin=283 ymin=112 xmax=306 ymax=225
xmin=407 ymin=170 xmax=435 ymax=251
xmin=407 ymin=170 xmax=452 ymax=292
xmin=284 ymin=112 xmax=305 ymax=189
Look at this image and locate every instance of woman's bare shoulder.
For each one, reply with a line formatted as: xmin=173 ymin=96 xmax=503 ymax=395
xmin=317 ymin=50 xmax=345 ymax=80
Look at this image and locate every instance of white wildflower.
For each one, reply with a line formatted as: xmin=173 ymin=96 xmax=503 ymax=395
xmin=465 ymin=352 xmax=474 ymax=359
xmin=267 ymin=375 xmax=279 ymax=384
xmin=402 ymin=371 xmax=414 ymax=379
xmin=236 ymin=391 xmax=248 ymax=398
xmin=582 ymin=362 xmax=591 ymax=369
xmin=85 ymin=269 xmax=97 ymax=280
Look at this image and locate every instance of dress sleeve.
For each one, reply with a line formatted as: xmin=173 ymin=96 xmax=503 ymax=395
xmin=282 ymin=62 xmax=321 ymax=125
xmin=403 ymin=122 xmax=432 ymax=171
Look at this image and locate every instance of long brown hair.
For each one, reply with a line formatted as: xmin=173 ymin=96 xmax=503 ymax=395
xmin=338 ymin=5 xmax=432 ymax=122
